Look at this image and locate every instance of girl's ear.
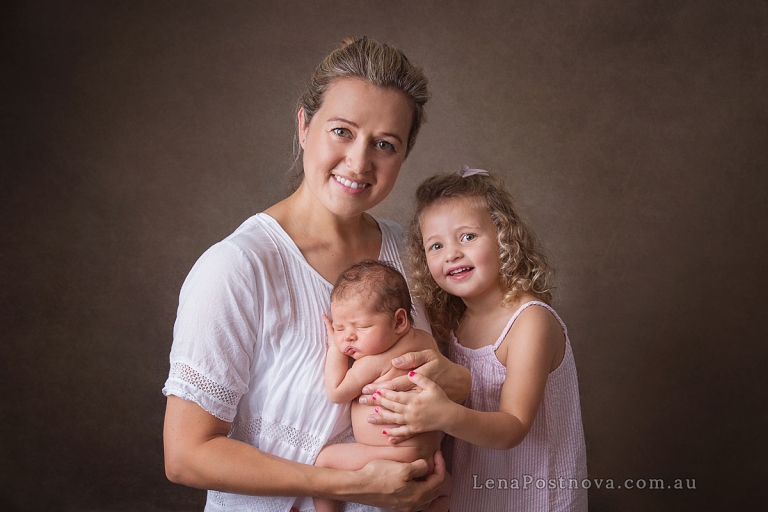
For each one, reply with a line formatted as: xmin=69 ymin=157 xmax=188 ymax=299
xmin=393 ymin=308 xmax=409 ymax=334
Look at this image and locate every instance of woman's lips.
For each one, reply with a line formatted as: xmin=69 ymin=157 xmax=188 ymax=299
xmin=333 ymin=174 xmax=371 ymax=193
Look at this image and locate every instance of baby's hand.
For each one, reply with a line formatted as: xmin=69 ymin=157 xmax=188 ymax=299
xmin=369 ymin=372 xmax=456 ymax=443
xmin=321 ymin=313 xmax=334 ymax=347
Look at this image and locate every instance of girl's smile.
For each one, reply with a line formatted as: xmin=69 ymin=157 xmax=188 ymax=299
xmin=420 ymin=197 xmax=503 ymax=305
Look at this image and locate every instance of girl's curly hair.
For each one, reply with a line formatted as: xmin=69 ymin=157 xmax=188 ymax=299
xmin=406 ymin=171 xmax=553 ymax=342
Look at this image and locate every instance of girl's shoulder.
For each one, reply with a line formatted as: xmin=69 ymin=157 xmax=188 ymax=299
xmin=496 ymin=296 xmax=567 ymax=371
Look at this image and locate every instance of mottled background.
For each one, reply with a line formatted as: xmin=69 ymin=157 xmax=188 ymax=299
xmin=2 ymin=1 xmax=766 ymax=510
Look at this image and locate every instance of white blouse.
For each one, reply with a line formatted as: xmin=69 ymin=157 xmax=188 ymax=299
xmin=163 ymin=213 xmax=429 ymax=511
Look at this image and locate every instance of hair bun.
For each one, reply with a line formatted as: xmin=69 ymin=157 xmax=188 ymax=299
xmin=339 ymin=37 xmax=361 ymax=49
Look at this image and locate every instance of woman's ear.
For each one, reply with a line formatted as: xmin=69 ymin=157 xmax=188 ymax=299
xmin=297 ymin=107 xmax=308 ymax=149
xmin=393 ymin=308 xmax=409 ymax=334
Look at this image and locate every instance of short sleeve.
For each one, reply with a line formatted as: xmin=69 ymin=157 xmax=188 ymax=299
xmin=162 ymin=240 xmax=259 ymax=422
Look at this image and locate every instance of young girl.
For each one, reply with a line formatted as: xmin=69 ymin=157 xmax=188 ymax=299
xmin=369 ymin=166 xmax=588 ymax=511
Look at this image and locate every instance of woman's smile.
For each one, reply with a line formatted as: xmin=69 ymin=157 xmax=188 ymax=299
xmin=297 ymin=78 xmax=413 ymax=217
xmin=332 ymin=173 xmax=372 ymax=193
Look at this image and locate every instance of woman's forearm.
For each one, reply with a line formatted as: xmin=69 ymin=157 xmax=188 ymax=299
xmin=164 ymin=395 xmax=323 ymax=496
xmin=164 ymin=395 xmax=443 ymax=509
xmin=440 ymin=359 xmax=471 ymax=403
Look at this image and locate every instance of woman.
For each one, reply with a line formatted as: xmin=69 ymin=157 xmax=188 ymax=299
xmin=162 ymin=37 xmax=470 ymax=512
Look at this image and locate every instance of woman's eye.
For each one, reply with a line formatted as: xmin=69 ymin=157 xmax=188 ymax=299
xmin=375 ymin=140 xmax=395 ymax=152
xmin=332 ymin=127 xmax=351 ymax=138
xmin=461 ymin=233 xmax=476 ymax=242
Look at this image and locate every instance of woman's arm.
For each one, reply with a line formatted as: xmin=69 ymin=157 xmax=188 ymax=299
xmin=163 ymin=395 xmax=446 ymax=510
xmin=360 ymin=349 xmax=471 ymax=404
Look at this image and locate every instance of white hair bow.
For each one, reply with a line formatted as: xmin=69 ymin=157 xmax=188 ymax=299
xmin=456 ymin=165 xmax=489 ymax=178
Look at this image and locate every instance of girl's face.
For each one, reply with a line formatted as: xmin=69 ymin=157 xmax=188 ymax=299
xmin=298 ymin=78 xmax=413 ymax=218
xmin=420 ymin=197 xmax=503 ymax=304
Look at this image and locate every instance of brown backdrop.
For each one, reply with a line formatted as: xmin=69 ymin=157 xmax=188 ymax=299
xmin=2 ymin=1 xmax=766 ymax=510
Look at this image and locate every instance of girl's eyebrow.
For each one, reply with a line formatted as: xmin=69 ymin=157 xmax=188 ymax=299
xmin=326 ymin=117 xmax=403 ymax=145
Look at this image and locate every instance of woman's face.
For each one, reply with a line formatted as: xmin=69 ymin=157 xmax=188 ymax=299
xmin=298 ymin=78 xmax=414 ymax=218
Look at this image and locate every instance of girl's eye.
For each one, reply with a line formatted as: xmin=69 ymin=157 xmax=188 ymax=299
xmin=332 ymin=127 xmax=351 ymax=138
xmin=461 ymin=233 xmax=476 ymax=242
xmin=428 ymin=242 xmax=443 ymax=251
xmin=375 ymin=140 xmax=395 ymax=152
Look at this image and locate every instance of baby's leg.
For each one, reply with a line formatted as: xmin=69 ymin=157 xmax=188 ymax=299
xmin=313 ymin=496 xmax=339 ymax=512
xmin=315 ymin=440 xmax=422 ymax=470
xmin=313 ymin=442 xmax=421 ymax=512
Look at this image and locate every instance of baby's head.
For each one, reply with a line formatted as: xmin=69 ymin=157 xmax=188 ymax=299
xmin=329 ymin=260 xmax=413 ymax=359
xmin=407 ymin=169 xmax=553 ymax=339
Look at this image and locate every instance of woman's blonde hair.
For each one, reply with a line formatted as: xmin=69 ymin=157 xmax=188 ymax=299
xmin=406 ymin=171 xmax=553 ymax=342
xmin=291 ymin=36 xmax=429 ymax=190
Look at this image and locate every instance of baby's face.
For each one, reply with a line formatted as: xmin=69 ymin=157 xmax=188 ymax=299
xmin=329 ymin=296 xmax=398 ymax=360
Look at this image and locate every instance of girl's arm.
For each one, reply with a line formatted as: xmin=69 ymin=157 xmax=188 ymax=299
xmin=163 ymin=395 xmax=447 ymax=510
xmin=374 ymin=307 xmax=562 ymax=449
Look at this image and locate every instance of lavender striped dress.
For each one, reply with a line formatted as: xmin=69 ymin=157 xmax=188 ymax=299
xmin=447 ymin=301 xmax=588 ymax=511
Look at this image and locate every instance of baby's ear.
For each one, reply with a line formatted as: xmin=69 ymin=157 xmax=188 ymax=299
xmin=393 ymin=308 xmax=409 ymax=334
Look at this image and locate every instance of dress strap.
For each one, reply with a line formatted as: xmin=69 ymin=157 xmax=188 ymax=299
xmin=492 ymin=300 xmax=567 ymax=349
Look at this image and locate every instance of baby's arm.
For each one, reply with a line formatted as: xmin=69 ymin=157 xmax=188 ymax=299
xmin=322 ymin=314 xmax=389 ymax=404
xmin=325 ymin=349 xmax=384 ymax=404
xmin=376 ymin=307 xmax=563 ymax=449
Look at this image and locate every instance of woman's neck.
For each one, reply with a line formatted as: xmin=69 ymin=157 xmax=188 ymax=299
xmin=264 ymin=187 xmax=382 ymax=283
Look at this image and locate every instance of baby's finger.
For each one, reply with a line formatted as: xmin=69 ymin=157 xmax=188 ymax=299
xmin=321 ymin=313 xmax=333 ymax=337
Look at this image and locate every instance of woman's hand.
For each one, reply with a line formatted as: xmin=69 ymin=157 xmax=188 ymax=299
xmin=368 ymin=373 xmax=458 ymax=444
xmin=359 ymin=349 xmax=470 ymax=403
xmin=353 ymin=450 xmax=447 ymax=512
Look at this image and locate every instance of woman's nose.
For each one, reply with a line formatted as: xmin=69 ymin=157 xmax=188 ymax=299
xmin=346 ymin=140 xmax=371 ymax=174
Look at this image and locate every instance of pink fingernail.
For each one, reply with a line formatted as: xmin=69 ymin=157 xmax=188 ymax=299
xmin=375 ymin=407 xmax=379 ymax=413
xmin=382 ymin=430 xmax=387 ymax=435
xmin=376 ymin=390 xmax=382 ymax=396
xmin=371 ymin=395 xmax=376 ymax=401
xmin=409 ymin=371 xmax=415 ymax=377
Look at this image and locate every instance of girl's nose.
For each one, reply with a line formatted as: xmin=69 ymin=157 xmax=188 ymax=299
xmin=445 ymin=244 xmax=463 ymax=262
